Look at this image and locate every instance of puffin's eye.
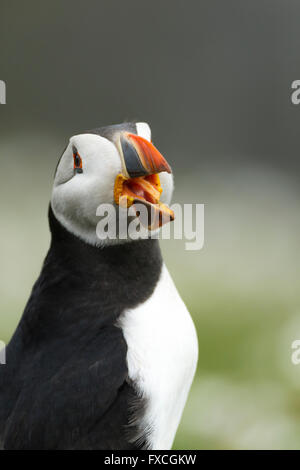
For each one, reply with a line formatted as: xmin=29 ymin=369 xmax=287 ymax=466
xmin=73 ymin=150 xmax=83 ymax=174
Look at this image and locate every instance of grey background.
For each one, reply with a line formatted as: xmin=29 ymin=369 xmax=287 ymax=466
xmin=1 ymin=0 xmax=300 ymax=171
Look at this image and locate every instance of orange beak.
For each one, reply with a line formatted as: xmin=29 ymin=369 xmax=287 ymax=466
xmin=114 ymin=132 xmax=174 ymax=230
xmin=118 ymin=132 xmax=172 ymax=178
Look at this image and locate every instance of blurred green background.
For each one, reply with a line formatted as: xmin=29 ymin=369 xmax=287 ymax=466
xmin=1 ymin=0 xmax=300 ymax=449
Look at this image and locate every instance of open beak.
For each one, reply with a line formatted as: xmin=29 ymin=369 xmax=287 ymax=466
xmin=114 ymin=132 xmax=174 ymax=230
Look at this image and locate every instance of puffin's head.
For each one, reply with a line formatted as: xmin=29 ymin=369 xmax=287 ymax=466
xmin=51 ymin=122 xmax=174 ymax=246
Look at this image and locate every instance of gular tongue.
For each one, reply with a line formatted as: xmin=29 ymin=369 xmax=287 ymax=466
xmin=132 ymin=198 xmax=175 ymax=230
xmin=124 ymin=177 xmax=161 ymax=204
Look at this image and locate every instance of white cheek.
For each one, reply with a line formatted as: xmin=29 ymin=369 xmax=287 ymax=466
xmin=51 ymin=133 xmax=122 ymax=245
xmin=53 ymin=164 xmax=120 ymax=219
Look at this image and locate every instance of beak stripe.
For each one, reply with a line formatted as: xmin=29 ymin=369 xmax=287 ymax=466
xmin=120 ymin=135 xmax=147 ymax=178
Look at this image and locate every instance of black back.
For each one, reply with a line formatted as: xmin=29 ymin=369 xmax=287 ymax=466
xmin=0 ymin=207 xmax=162 ymax=449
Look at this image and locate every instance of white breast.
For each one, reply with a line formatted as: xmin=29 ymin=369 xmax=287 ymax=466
xmin=118 ymin=264 xmax=198 ymax=450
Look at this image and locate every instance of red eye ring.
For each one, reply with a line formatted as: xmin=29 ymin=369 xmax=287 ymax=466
xmin=73 ymin=151 xmax=83 ymax=173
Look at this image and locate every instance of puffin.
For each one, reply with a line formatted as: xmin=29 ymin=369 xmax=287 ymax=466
xmin=0 ymin=122 xmax=198 ymax=450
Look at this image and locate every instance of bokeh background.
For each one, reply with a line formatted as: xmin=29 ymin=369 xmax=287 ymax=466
xmin=1 ymin=0 xmax=300 ymax=449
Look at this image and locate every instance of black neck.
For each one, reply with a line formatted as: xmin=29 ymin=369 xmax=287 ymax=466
xmin=18 ymin=206 xmax=163 ymax=340
xmin=47 ymin=205 xmax=162 ymax=284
